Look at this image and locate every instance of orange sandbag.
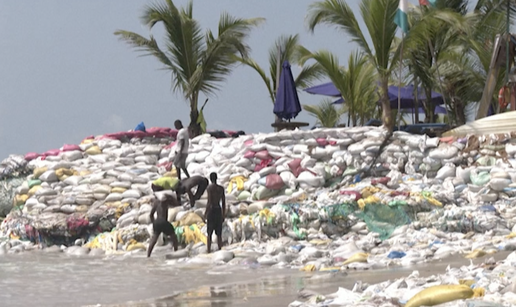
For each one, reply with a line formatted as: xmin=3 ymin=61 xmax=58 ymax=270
xmin=265 ymin=174 xmax=285 ymax=190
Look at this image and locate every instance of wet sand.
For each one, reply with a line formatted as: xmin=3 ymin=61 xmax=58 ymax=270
xmin=96 ymin=251 xmax=512 ymax=307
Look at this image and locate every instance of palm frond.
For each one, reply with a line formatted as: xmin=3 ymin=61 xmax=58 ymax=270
xmin=234 ymin=56 xmax=274 ymax=103
xmin=303 ymin=99 xmax=346 ymax=127
xmin=307 ymin=0 xmax=373 ymax=59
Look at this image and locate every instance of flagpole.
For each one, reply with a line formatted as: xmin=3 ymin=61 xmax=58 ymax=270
xmin=398 ymin=33 xmax=403 ymax=131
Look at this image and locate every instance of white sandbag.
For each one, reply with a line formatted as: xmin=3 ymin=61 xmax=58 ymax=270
xmin=105 ymin=193 xmax=123 ymax=202
xmin=110 ymin=181 xmax=132 ymax=189
xmin=489 ymin=178 xmax=511 ymax=191
xmin=134 ymin=155 xmax=157 ymax=165
xmin=279 ymin=171 xmax=296 ymax=189
xmin=507 ymin=143 xmax=516 ymax=156
xmin=235 ymin=158 xmax=252 ymax=168
xmin=39 ymin=170 xmax=58 ymax=183
xmin=258 ymin=166 xmax=276 ymax=177
xmin=425 ymin=137 xmax=440 ymax=148
xmin=428 ymin=145 xmax=459 ymax=160
xmin=300 ymin=156 xmax=316 ymax=169
xmin=142 ymin=145 xmax=162 ymax=156
xmin=93 ymin=185 xmax=111 ymax=194
xmin=122 ymin=189 xmax=142 ymax=199
xmin=60 ymin=204 xmax=76 ymax=214
xmin=311 ymin=147 xmax=327 ymax=159
xmin=63 ymin=176 xmax=82 ymax=186
xmin=296 ymin=171 xmax=324 ymax=187
xmin=61 ymin=150 xmax=83 ymax=162
xmin=435 ymin=164 xmax=456 ymax=180
xmin=89 ymin=154 xmax=109 ymax=164
xmin=348 ymin=143 xmax=365 ymax=155
xmin=244 ymin=173 xmax=261 ymax=190
xmin=35 ymin=188 xmax=57 ymax=196
xmin=195 ymin=151 xmax=211 ymax=162
xmin=292 ymin=144 xmax=309 ymax=154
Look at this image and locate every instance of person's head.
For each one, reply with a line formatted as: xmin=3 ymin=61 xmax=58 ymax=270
xmin=174 ymin=120 xmax=183 ymax=130
xmin=209 ymin=172 xmax=217 ymax=183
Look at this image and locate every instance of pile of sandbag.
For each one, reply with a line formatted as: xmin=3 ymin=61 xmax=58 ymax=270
xmin=4 ymin=126 xmax=516 ymax=248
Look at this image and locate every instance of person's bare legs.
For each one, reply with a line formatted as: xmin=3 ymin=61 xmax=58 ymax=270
xmin=147 ymin=234 xmax=159 ymax=258
xmin=168 ymin=233 xmax=178 ymax=251
xmin=181 ymin=165 xmax=190 ymax=179
xmin=176 ymin=167 xmax=182 ymax=181
xmin=207 ymin=229 xmax=213 ymax=253
xmin=217 ymin=234 xmax=223 ymax=251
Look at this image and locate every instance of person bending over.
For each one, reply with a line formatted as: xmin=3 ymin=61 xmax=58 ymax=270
xmin=174 ymin=120 xmax=190 ymax=180
xmin=176 ymin=175 xmax=209 ymax=208
xmin=151 ymin=176 xmax=179 ymax=193
xmin=204 ymin=172 xmax=226 ymax=253
xmin=147 ymin=193 xmax=180 ymax=258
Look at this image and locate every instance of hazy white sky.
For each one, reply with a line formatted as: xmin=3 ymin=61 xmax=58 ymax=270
xmin=0 ymin=0 xmax=422 ymax=159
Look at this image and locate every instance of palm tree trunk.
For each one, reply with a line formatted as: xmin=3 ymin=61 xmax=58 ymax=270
xmin=189 ymin=95 xmax=202 ymax=137
xmin=380 ymin=78 xmax=393 ymax=130
xmin=425 ymin=88 xmax=433 ymax=123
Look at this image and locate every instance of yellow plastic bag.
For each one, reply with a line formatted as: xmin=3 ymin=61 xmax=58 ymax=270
xmin=85 ymin=145 xmax=101 ymax=155
xmin=465 ymin=249 xmax=486 ymax=259
xmin=405 ymin=284 xmax=474 ymax=307
xmin=300 ymin=264 xmax=316 ymax=272
xmin=182 ymin=224 xmax=207 ymax=245
xmin=28 ymin=185 xmax=42 ymax=197
xmin=33 ymin=167 xmax=48 ymax=179
xmin=343 ymin=252 xmax=369 ymax=265
xmin=111 ymin=187 xmax=127 ymax=194
xmin=227 ymin=176 xmax=247 ymax=194
xmin=14 ymin=194 xmax=29 ymax=206
xmin=179 ymin=212 xmax=204 ymax=227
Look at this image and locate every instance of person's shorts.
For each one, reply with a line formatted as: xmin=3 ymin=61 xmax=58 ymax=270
xmin=152 ymin=218 xmax=175 ymax=236
xmin=174 ymin=152 xmax=188 ymax=168
xmin=207 ymin=208 xmax=223 ymax=237
xmin=151 ymin=184 xmax=164 ymax=192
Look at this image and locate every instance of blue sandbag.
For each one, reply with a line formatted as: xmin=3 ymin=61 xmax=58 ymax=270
xmin=134 ymin=122 xmax=146 ymax=132
xmin=387 ymin=251 xmax=406 ymax=259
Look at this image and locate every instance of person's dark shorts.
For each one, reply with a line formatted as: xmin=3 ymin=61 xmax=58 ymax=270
xmin=153 ymin=218 xmax=175 ymax=236
xmin=151 ymin=184 xmax=164 ymax=192
xmin=207 ymin=207 xmax=223 ymax=237
xmin=174 ymin=152 xmax=188 ymax=168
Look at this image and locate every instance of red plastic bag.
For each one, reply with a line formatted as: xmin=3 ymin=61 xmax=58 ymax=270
xmin=244 ymin=151 xmax=255 ymax=159
xmin=316 ymin=138 xmax=328 ymax=146
xmin=61 ymin=144 xmax=82 ymax=152
xmin=288 ymin=158 xmax=304 ymax=178
xmin=255 ymin=150 xmax=271 ymax=160
xmin=24 ymin=152 xmax=40 ymax=161
xmin=339 ymin=190 xmax=362 ymax=200
xmin=43 ymin=149 xmax=60 ymax=157
xmin=254 ymin=159 xmax=272 ymax=172
xmin=265 ymin=174 xmax=285 ymax=190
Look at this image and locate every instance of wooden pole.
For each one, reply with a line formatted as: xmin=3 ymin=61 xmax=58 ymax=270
xmin=274 ymin=46 xmax=282 ymax=132
xmin=397 ymin=33 xmax=403 ymax=131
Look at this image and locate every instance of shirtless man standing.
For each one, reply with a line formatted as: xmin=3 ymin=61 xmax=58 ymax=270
xmin=204 ymin=172 xmax=226 ymax=253
xmin=147 ymin=193 xmax=180 ymax=258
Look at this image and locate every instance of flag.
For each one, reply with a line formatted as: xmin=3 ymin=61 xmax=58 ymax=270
xmin=394 ymin=0 xmax=409 ymax=34
xmin=419 ymin=0 xmax=437 ymax=6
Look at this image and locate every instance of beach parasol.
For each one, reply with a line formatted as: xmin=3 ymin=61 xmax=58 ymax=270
xmin=274 ymin=60 xmax=301 ymax=121
xmin=307 ymin=82 xmax=444 ymax=109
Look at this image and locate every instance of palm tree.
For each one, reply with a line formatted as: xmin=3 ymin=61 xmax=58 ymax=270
xmin=403 ymin=0 xmax=508 ymax=124
xmin=235 ymin=34 xmax=325 ymax=104
xmin=303 ymin=99 xmax=346 ymax=128
xmin=299 ymin=49 xmax=378 ymax=126
xmin=307 ymin=0 xmax=401 ymax=130
xmin=114 ymin=0 xmax=264 ymax=136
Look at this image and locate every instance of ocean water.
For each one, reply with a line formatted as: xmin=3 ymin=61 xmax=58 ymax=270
xmin=1 ymin=246 xmax=508 ymax=307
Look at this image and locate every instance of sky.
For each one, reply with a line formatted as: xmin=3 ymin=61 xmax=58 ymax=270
xmin=0 ymin=0 xmax=426 ymax=159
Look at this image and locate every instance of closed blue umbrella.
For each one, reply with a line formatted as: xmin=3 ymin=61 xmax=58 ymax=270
xmin=274 ymin=61 xmax=301 ymax=121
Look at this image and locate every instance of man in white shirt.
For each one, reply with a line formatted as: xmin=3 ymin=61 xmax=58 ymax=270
xmin=174 ymin=119 xmax=190 ymax=180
